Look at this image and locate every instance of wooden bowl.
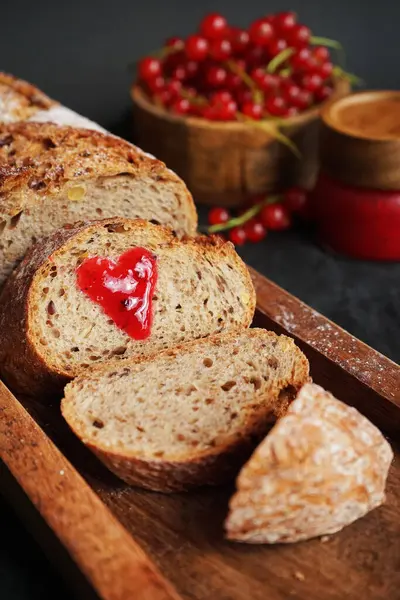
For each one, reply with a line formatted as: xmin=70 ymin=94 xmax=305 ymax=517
xmin=320 ymin=90 xmax=400 ymax=189
xmin=131 ymin=80 xmax=350 ymax=207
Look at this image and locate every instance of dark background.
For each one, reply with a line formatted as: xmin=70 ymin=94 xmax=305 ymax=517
xmin=1 ymin=0 xmax=400 ymax=598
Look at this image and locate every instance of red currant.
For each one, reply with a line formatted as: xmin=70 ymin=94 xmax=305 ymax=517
xmin=284 ymin=187 xmax=308 ymax=213
xmin=138 ymin=57 xmax=162 ymax=81
xmin=301 ymin=73 xmax=323 ymax=93
xmin=171 ymin=64 xmax=187 ymax=81
xmin=260 ymin=204 xmax=291 ymax=230
xmin=251 ymin=69 xmax=279 ymax=92
xmin=158 ymin=88 xmax=173 ymax=106
xmin=274 ymin=11 xmax=297 ymax=33
xmin=265 ymin=95 xmax=287 ymax=116
xmin=208 ymin=207 xmax=230 ymax=225
xmin=217 ymin=99 xmax=238 ymax=120
xmin=286 ymin=106 xmax=299 ymax=117
xmin=230 ymin=27 xmax=250 ymax=54
xmin=225 ymin=72 xmax=242 ymax=91
xmin=245 ymin=219 xmax=267 ymax=242
xmin=241 ymin=101 xmax=263 ymax=120
xmin=283 ymin=83 xmax=301 ymax=103
xmin=236 ymin=88 xmax=253 ymax=106
xmin=268 ymin=38 xmax=288 ymax=57
xmin=209 ymin=38 xmax=232 ymax=61
xmin=185 ymin=60 xmax=199 ymax=79
xmin=245 ymin=44 xmax=268 ymax=68
xmin=249 ymin=18 xmax=275 ymax=47
xmin=165 ymin=79 xmax=182 ymax=98
xmin=165 ymin=37 xmax=184 ymax=51
xmin=211 ymin=90 xmax=233 ymax=104
xmin=313 ymin=46 xmax=330 ymax=63
xmin=316 ymin=61 xmax=333 ymax=79
xmin=292 ymin=88 xmax=312 ymax=110
xmin=185 ymin=35 xmax=209 ymax=61
xmin=171 ymin=97 xmax=190 ymax=115
xmin=206 ymin=65 xmax=228 ymax=87
xmin=290 ymin=47 xmax=313 ymax=71
xmin=314 ymin=85 xmax=333 ymax=103
xmin=286 ymin=24 xmax=311 ymax=48
xmin=229 ymin=226 xmax=247 ymax=245
xmin=146 ymin=75 xmax=165 ymax=94
xmin=200 ymin=13 xmax=228 ymax=40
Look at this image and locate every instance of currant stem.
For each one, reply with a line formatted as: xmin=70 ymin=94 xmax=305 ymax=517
xmin=267 ymin=48 xmax=294 ymax=74
xmin=207 ymin=195 xmax=280 ymax=233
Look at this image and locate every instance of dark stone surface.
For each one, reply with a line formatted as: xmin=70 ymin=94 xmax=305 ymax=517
xmin=0 ymin=0 xmax=399 ymax=598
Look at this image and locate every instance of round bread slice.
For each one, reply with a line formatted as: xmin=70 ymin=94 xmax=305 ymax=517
xmin=0 ymin=218 xmax=255 ymax=397
xmin=225 ymin=382 xmax=393 ymax=544
xmin=0 ymin=121 xmax=197 ymax=286
xmin=61 ymin=328 xmax=310 ymax=492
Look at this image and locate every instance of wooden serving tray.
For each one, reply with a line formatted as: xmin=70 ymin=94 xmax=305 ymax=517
xmin=1 ymin=268 xmax=399 ymax=600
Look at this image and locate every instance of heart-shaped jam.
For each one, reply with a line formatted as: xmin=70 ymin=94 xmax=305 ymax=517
xmin=76 ymin=248 xmax=158 ymax=340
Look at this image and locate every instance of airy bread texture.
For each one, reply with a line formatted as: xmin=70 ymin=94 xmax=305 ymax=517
xmin=225 ymin=382 xmax=393 ymax=544
xmin=0 ymin=218 xmax=255 ymax=397
xmin=0 ymin=122 xmax=197 ymax=285
xmin=61 ymin=329 xmax=310 ymax=492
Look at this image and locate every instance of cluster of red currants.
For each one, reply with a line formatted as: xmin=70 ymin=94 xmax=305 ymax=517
xmin=207 ymin=187 xmax=309 ymax=245
xmin=137 ymin=11 xmax=337 ymax=121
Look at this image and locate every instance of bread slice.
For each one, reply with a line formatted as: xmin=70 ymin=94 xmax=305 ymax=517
xmin=0 ymin=71 xmax=105 ymax=131
xmin=61 ymin=328 xmax=310 ymax=492
xmin=0 ymin=121 xmax=197 ymax=285
xmin=0 ymin=217 xmax=255 ymax=397
xmin=225 ymin=382 xmax=393 ymax=544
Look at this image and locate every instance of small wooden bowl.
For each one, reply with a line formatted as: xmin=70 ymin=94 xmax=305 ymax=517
xmin=131 ymin=80 xmax=349 ymax=207
xmin=320 ymin=90 xmax=400 ymax=189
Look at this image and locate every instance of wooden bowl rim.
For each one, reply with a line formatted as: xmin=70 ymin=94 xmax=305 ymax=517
xmin=321 ymin=90 xmax=400 ymax=143
xmin=131 ymin=78 xmax=349 ymax=131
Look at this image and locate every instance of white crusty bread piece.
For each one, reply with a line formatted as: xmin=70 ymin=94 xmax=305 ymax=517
xmin=0 ymin=121 xmax=197 ymax=285
xmin=0 ymin=218 xmax=255 ymax=397
xmin=225 ymin=382 xmax=393 ymax=544
xmin=61 ymin=329 xmax=310 ymax=492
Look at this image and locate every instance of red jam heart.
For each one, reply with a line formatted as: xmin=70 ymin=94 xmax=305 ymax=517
xmin=76 ymin=248 xmax=158 ymax=340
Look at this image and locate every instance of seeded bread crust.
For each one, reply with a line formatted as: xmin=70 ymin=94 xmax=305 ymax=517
xmin=0 ymin=121 xmax=196 ymax=226
xmin=0 ymin=218 xmax=255 ymax=398
xmin=0 ymin=72 xmax=55 ymax=123
xmin=61 ymin=329 xmax=310 ymax=492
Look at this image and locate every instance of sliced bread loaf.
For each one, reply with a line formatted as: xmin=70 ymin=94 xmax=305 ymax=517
xmin=0 ymin=121 xmax=197 ymax=285
xmin=225 ymin=383 xmax=393 ymax=544
xmin=0 ymin=218 xmax=255 ymax=397
xmin=61 ymin=328 xmax=310 ymax=492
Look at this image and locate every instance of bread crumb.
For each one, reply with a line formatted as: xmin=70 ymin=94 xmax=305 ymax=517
xmin=294 ymin=571 xmax=305 ymax=581
xmin=320 ymin=535 xmax=330 ymax=543
xmin=59 ymin=469 xmax=65 ymax=475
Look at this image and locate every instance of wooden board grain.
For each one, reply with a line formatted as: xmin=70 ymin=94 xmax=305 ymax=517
xmin=1 ymin=269 xmax=400 ymax=600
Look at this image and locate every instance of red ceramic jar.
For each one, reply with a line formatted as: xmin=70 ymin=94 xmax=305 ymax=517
xmin=314 ymin=91 xmax=400 ymax=260
xmin=311 ymin=173 xmax=400 ymax=260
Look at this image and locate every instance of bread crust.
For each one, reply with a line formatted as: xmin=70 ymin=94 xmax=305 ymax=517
xmin=61 ymin=329 xmax=310 ymax=492
xmin=0 ymin=71 xmax=55 ymax=121
xmin=0 ymin=218 xmax=256 ymax=398
xmin=225 ymin=382 xmax=393 ymax=543
xmin=0 ymin=121 xmax=196 ymax=231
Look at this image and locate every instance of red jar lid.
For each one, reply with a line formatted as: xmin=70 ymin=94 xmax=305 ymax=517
xmin=311 ymin=172 xmax=400 ymax=261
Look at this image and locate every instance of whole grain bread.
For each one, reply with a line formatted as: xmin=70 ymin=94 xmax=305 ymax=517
xmin=61 ymin=328 xmax=310 ymax=492
xmin=225 ymin=382 xmax=393 ymax=544
xmin=0 ymin=217 xmax=255 ymax=398
xmin=0 ymin=121 xmax=197 ymax=285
